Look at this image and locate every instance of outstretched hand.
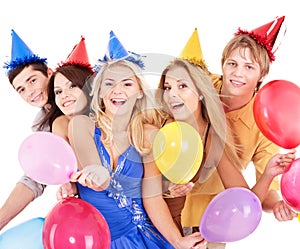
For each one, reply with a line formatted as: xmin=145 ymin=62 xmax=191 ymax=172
xmin=70 ymin=165 xmax=110 ymax=191
xmin=168 ymin=182 xmax=195 ymax=198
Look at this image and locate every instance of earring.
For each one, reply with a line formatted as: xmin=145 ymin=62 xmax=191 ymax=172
xmin=199 ymin=95 xmax=204 ymax=101
xmin=137 ymin=92 xmax=143 ymax=99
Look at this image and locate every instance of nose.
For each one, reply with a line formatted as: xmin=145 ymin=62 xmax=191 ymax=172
xmin=62 ymin=90 xmax=70 ymax=99
xmin=168 ymin=87 xmax=178 ymax=98
xmin=233 ymin=65 xmax=244 ymax=77
xmin=27 ymin=83 xmax=37 ymax=98
xmin=112 ymin=82 xmax=123 ymax=94
xmin=59 ymin=89 xmax=71 ymax=99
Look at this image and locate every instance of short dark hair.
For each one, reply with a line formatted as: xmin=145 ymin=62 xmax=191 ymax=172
xmin=8 ymin=62 xmax=49 ymax=84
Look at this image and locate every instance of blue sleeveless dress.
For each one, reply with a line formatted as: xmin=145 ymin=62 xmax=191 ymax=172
xmin=76 ymin=127 xmax=174 ymax=248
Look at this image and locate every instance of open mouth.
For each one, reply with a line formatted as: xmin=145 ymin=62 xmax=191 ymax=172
xmin=230 ymin=80 xmax=245 ymax=87
xmin=111 ymin=98 xmax=126 ymax=106
xmin=31 ymin=92 xmax=42 ymax=103
xmin=63 ymin=100 xmax=75 ymax=107
xmin=170 ymin=102 xmax=184 ymax=110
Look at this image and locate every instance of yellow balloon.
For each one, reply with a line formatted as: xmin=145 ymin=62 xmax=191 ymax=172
xmin=153 ymin=121 xmax=204 ymax=184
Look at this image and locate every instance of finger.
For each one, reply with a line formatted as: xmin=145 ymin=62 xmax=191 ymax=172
xmin=277 ymin=205 xmax=294 ymax=221
xmin=70 ymin=171 xmax=82 ymax=182
xmin=56 ymin=190 xmax=63 ymax=200
xmin=283 ymin=205 xmax=298 ymax=218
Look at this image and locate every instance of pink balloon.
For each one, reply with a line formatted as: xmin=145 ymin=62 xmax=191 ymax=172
xmin=253 ymin=80 xmax=300 ymax=149
xmin=199 ymin=187 xmax=262 ymax=242
xmin=280 ymin=158 xmax=300 ymax=212
xmin=43 ymin=197 xmax=110 ymax=249
xmin=18 ymin=132 xmax=77 ymax=185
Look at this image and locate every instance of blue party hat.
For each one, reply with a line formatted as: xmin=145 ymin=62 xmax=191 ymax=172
xmin=4 ymin=29 xmax=47 ymax=72
xmin=97 ymin=30 xmax=144 ymax=70
xmin=103 ymin=30 xmax=130 ymax=61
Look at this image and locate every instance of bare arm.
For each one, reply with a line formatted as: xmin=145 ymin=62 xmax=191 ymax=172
xmin=52 ymin=115 xmax=70 ymax=143
xmin=142 ymin=124 xmax=205 ymax=249
xmin=218 ymin=149 xmax=296 ymax=202
xmin=262 ymin=189 xmax=281 ymax=211
xmin=68 ymin=115 xmax=100 ymax=169
xmin=252 ymin=139 xmax=297 ymax=220
xmin=263 ymin=190 xmax=297 ymax=221
xmin=251 ymin=150 xmax=296 ymax=202
xmin=52 ymin=115 xmax=77 ymax=199
xmin=68 ymin=115 xmax=110 ymax=190
xmin=0 ymin=183 xmax=35 ymax=231
xmin=217 ymin=151 xmax=250 ymax=188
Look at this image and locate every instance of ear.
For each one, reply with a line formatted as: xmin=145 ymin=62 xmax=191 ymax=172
xmin=48 ymin=68 xmax=54 ymax=77
xmin=137 ymin=91 xmax=143 ymax=99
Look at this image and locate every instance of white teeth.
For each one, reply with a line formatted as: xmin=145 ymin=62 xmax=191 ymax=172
xmin=171 ymin=102 xmax=183 ymax=107
xmin=63 ymin=101 xmax=74 ymax=107
xmin=112 ymin=98 xmax=126 ymax=104
xmin=231 ymin=80 xmax=243 ymax=85
xmin=31 ymin=93 xmax=41 ymax=102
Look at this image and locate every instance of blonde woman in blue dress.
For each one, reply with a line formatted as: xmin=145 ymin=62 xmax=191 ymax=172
xmin=66 ymin=31 xmax=182 ymax=248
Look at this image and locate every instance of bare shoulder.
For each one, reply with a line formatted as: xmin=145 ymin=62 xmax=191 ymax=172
xmin=52 ymin=115 xmax=70 ymax=142
xmin=53 ymin=115 xmax=70 ymax=127
xmin=69 ymin=115 xmax=94 ymax=129
xmin=68 ymin=115 xmax=95 ymax=140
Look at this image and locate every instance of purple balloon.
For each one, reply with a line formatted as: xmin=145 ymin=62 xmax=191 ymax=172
xmin=199 ymin=187 xmax=262 ymax=242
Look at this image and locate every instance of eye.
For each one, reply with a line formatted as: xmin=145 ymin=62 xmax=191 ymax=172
xmin=163 ymin=85 xmax=171 ymax=91
xmin=29 ymin=78 xmax=36 ymax=84
xmin=70 ymin=83 xmax=78 ymax=89
xmin=54 ymin=90 xmax=62 ymax=96
xmin=228 ymin=61 xmax=236 ymax=67
xmin=104 ymin=80 xmax=113 ymax=87
xmin=123 ymin=79 xmax=134 ymax=87
xmin=178 ymin=82 xmax=188 ymax=89
xmin=17 ymin=87 xmax=25 ymax=94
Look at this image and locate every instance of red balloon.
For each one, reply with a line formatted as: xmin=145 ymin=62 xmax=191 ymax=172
xmin=280 ymin=158 xmax=300 ymax=212
xmin=42 ymin=197 xmax=110 ymax=249
xmin=253 ymin=80 xmax=300 ymax=149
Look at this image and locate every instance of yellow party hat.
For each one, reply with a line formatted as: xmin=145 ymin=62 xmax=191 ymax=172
xmin=179 ymin=28 xmax=208 ymax=71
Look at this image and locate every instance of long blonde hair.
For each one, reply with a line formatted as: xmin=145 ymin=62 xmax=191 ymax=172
xmin=89 ymin=59 xmax=158 ymax=153
xmin=156 ymin=58 xmax=241 ymax=173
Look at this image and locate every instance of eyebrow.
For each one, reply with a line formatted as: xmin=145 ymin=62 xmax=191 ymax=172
xmin=164 ymin=78 xmax=187 ymax=84
xmin=54 ymin=80 xmax=72 ymax=88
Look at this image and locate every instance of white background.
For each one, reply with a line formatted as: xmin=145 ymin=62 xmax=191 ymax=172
xmin=0 ymin=0 xmax=299 ymax=248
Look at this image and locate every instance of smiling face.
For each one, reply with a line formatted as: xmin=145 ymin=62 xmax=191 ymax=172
xmin=12 ymin=65 xmax=50 ymax=108
xmin=99 ymin=64 xmax=142 ymax=118
xmin=163 ymin=65 xmax=200 ymax=121
xmin=54 ymin=72 xmax=88 ymax=117
xmin=222 ymin=47 xmax=262 ymax=100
